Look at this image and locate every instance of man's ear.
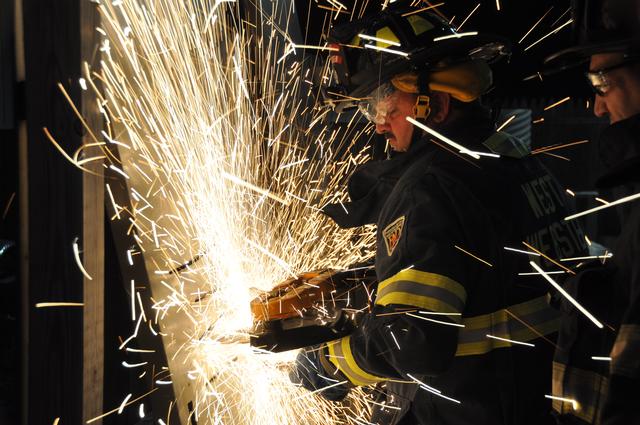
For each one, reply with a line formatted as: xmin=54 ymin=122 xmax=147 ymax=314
xmin=429 ymin=91 xmax=451 ymax=124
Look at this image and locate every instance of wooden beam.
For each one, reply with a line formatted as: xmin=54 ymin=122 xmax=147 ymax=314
xmin=13 ymin=0 xmax=29 ymax=423
xmin=80 ymin=1 xmax=104 ymax=423
xmin=21 ymin=0 xmax=84 ymax=423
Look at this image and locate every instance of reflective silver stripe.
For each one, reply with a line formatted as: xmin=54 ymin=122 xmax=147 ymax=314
xmin=456 ymin=296 xmax=559 ymax=356
xmin=375 ymin=269 xmax=466 ymax=322
xmin=377 ymin=280 xmax=465 ymax=313
xmin=458 ymin=305 xmax=559 ymax=344
xmin=552 ymin=362 xmax=608 ymax=424
xmin=611 ymin=324 xmax=640 ymax=379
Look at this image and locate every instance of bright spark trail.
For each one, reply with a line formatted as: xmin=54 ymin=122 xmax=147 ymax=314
xmin=46 ymin=1 xmax=609 ymax=423
xmin=55 ymin=0 xmax=379 ymax=423
xmin=529 ymin=262 xmax=604 ymax=329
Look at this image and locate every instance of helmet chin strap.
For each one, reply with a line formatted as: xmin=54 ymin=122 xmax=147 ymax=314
xmin=414 ymin=71 xmax=432 ymax=121
xmin=386 ymin=72 xmax=433 ymax=158
xmin=409 ymin=126 xmax=424 ymax=146
xmin=414 ymin=95 xmax=431 ymax=120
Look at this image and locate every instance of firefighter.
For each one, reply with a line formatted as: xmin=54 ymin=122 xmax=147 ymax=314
xmin=290 ymin=4 xmax=588 ymax=424
xmin=543 ymin=0 xmax=640 ymax=424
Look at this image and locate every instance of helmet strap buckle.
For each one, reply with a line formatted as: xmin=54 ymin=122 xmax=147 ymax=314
xmin=414 ymin=95 xmax=431 ymax=120
xmin=413 ymin=69 xmax=431 ymax=119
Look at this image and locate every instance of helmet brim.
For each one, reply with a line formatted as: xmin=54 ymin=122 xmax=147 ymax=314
xmin=543 ymin=37 xmax=637 ymax=75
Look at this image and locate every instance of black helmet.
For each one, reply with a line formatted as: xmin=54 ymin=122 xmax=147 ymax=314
xmin=544 ymin=0 xmax=640 ymax=73
xmin=324 ymin=2 xmax=510 ymax=111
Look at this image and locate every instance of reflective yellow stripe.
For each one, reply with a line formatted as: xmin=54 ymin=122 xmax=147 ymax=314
xmin=456 ymin=319 xmax=559 ymax=356
xmin=456 ymin=296 xmax=560 ymax=356
xmin=375 ymin=27 xmax=401 ymax=48
xmin=611 ymin=324 xmax=640 ymax=379
xmin=462 ymin=296 xmax=551 ymax=330
xmin=376 ymin=292 xmax=462 ymax=322
xmin=326 ymin=296 xmax=558 ymax=386
xmin=378 ymin=269 xmax=467 ymax=300
xmin=375 ymin=269 xmax=466 ymax=322
xmin=326 ymin=336 xmax=385 ymax=387
xmin=552 ymin=362 xmax=608 ymax=424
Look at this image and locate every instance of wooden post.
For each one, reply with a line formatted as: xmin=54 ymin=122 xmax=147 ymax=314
xmin=80 ymin=1 xmax=104 ymax=423
xmin=11 ymin=1 xmax=29 ymax=424
xmin=20 ymin=0 xmax=102 ymax=423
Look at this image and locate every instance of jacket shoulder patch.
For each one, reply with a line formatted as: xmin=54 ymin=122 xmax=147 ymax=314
xmin=382 ymin=216 xmax=405 ymax=256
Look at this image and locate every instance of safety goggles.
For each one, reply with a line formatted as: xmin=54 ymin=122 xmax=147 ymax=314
xmin=585 ymin=57 xmax=640 ymax=96
xmin=357 ymin=83 xmax=398 ymax=124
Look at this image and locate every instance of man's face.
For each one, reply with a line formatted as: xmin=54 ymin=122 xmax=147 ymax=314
xmin=373 ymin=90 xmax=417 ymax=152
xmin=590 ymin=52 xmax=640 ymax=124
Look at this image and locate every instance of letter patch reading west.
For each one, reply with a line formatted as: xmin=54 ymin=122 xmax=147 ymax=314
xmin=383 ymin=216 xmax=405 ymax=256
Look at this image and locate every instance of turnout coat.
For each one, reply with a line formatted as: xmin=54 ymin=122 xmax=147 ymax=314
xmin=323 ymin=128 xmax=587 ymax=425
xmin=551 ymin=113 xmax=640 ymax=425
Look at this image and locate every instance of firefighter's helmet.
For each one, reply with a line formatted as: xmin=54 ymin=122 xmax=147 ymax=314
xmin=324 ymin=3 xmax=510 ymax=115
xmin=544 ymin=0 xmax=640 ymax=74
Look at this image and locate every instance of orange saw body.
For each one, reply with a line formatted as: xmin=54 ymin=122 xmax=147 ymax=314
xmin=250 ymin=271 xmax=338 ymax=322
xmin=249 ymin=268 xmax=376 ymax=352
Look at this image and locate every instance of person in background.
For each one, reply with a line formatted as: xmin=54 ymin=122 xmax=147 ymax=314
xmin=544 ymin=0 xmax=640 ymax=423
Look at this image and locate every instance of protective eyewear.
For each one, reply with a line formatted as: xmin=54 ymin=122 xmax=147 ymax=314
xmin=585 ymin=57 xmax=640 ymax=96
xmin=357 ymin=83 xmax=398 ymax=124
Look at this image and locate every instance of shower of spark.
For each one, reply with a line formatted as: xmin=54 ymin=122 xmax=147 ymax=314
xmin=45 ymin=0 xmax=604 ymax=422
xmin=58 ymin=0 xmax=382 ymax=423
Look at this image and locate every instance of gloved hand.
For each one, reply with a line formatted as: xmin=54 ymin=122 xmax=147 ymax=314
xmin=289 ymin=345 xmax=352 ymax=401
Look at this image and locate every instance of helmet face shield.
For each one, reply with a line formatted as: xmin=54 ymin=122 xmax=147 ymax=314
xmin=357 ymin=83 xmax=397 ymax=124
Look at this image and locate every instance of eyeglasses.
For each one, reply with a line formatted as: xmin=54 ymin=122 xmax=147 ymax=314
xmin=357 ymin=83 xmax=398 ymax=124
xmin=585 ymin=57 xmax=640 ymax=96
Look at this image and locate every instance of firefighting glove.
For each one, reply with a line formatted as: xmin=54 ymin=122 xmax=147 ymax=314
xmin=289 ymin=345 xmax=352 ymax=401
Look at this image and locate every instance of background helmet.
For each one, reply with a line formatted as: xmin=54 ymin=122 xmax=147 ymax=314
xmin=544 ymin=0 xmax=640 ymax=73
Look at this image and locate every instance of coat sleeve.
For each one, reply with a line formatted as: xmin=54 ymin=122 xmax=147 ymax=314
xmin=600 ymin=295 xmax=640 ymax=425
xmin=325 ymin=173 xmax=492 ymax=385
xmin=601 ymin=208 xmax=640 ymax=425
